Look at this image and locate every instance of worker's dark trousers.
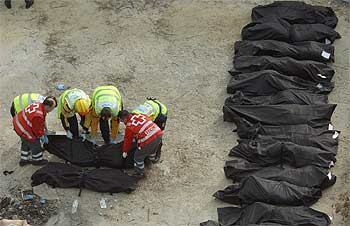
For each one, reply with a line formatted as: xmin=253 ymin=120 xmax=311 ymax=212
xmin=134 ymin=136 xmax=162 ymax=174
xmin=100 ymin=118 xmax=111 ymax=144
xmin=60 ymin=114 xmax=79 ymax=138
xmin=20 ymin=137 xmax=43 ymax=162
xmin=10 ymin=102 xmax=16 ymax=117
xmin=154 ymin=117 xmax=167 ymax=131
xmin=153 ymin=119 xmax=166 ymax=162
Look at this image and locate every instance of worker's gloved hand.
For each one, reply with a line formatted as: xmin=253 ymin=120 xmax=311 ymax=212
xmin=122 ymin=152 xmax=128 ymax=159
xmin=66 ymin=130 xmax=73 ymax=139
xmin=80 ymin=130 xmax=89 ymax=141
xmin=90 ymin=139 xmax=96 ymax=145
xmin=88 ymin=135 xmax=97 ymax=145
xmin=40 ymin=135 xmax=49 ymax=144
xmin=110 ymin=140 xmax=117 ymax=145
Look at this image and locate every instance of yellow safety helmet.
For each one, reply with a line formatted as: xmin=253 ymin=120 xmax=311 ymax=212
xmin=74 ymin=98 xmax=91 ymax=116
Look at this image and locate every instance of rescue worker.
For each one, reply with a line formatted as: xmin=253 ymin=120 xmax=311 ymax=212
xmin=10 ymin=93 xmax=45 ymax=117
xmin=13 ymin=96 xmax=57 ymax=166
xmin=88 ymin=85 xmax=123 ymax=145
xmin=120 ymin=110 xmax=163 ymax=177
xmin=132 ymin=97 xmax=167 ymax=130
xmin=57 ymin=88 xmax=91 ymax=139
xmin=4 ymin=0 xmax=34 ymax=9
xmin=132 ymin=98 xmax=167 ymax=162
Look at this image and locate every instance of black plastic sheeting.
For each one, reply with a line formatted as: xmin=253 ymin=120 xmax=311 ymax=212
xmin=234 ymin=40 xmax=335 ymax=62
xmin=227 ymin=70 xmax=333 ymax=95
xmin=217 ymin=202 xmax=331 ymax=226
xmin=202 ymin=2 xmax=339 ymax=225
xmin=225 ymin=90 xmax=328 ymax=105
xmin=223 ymin=104 xmax=336 ymax=126
xmin=201 ymin=222 xmax=283 ymax=226
xmin=257 ymin=134 xmax=338 ymax=154
xmin=234 ymin=122 xmax=337 ymax=140
xmin=241 ymin=17 xmax=341 ymax=43
xmin=214 ymin=176 xmax=322 ymax=206
xmin=44 ymin=135 xmax=136 ymax=169
xmin=224 ymin=159 xmax=336 ymax=189
xmin=231 ymin=56 xmax=335 ymax=82
xmin=229 ymin=138 xmax=335 ymax=168
xmin=31 ymin=162 xmax=138 ymax=194
xmin=251 ymin=1 xmax=338 ymax=28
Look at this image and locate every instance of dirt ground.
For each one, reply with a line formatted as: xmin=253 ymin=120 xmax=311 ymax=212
xmin=0 ymin=0 xmax=349 ymax=225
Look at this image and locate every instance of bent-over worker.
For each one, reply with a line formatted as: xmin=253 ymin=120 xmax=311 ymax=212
xmin=57 ymin=88 xmax=91 ymax=139
xmin=88 ymin=85 xmax=123 ymax=145
xmin=13 ymin=96 xmax=57 ymax=166
xmin=10 ymin=93 xmax=45 ymax=117
xmin=132 ymin=97 xmax=167 ymax=162
xmin=120 ymin=110 xmax=163 ymax=177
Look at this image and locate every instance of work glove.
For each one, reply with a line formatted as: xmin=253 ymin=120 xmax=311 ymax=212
xmin=87 ymin=135 xmax=97 ymax=145
xmin=110 ymin=140 xmax=117 ymax=145
xmin=80 ymin=130 xmax=89 ymax=141
xmin=90 ymin=139 xmax=96 ymax=145
xmin=40 ymin=135 xmax=49 ymax=144
xmin=122 ymin=152 xmax=128 ymax=159
xmin=66 ymin=130 xmax=73 ymax=139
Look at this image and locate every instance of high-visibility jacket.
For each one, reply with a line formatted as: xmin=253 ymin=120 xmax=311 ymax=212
xmin=123 ymin=114 xmax=163 ymax=153
xmin=13 ymin=93 xmax=45 ymax=114
xmin=57 ymin=88 xmax=90 ymax=118
xmin=89 ymin=86 xmax=123 ymax=140
xmin=13 ymin=103 xmax=46 ymax=142
xmin=132 ymin=99 xmax=167 ymax=121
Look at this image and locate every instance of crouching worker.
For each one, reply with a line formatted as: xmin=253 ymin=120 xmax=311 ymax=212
xmin=57 ymin=88 xmax=91 ymax=139
xmin=132 ymin=98 xmax=167 ymax=162
xmin=88 ymin=85 xmax=123 ymax=145
xmin=120 ymin=111 xmax=163 ymax=178
xmin=10 ymin=93 xmax=45 ymax=117
xmin=13 ymin=96 xmax=57 ymax=166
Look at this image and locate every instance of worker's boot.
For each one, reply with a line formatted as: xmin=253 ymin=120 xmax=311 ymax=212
xmin=19 ymin=160 xmax=30 ymax=167
xmin=151 ymin=150 xmax=161 ymax=164
xmin=4 ymin=0 xmax=11 ymax=9
xmin=150 ymin=144 xmax=162 ymax=164
xmin=31 ymin=159 xmax=48 ymax=166
xmin=25 ymin=0 xmax=33 ymax=9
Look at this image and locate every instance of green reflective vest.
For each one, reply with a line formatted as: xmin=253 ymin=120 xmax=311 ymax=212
xmin=13 ymin=93 xmax=45 ymax=113
xmin=91 ymin=86 xmax=122 ymax=117
xmin=57 ymin=88 xmax=89 ymax=118
xmin=132 ymin=99 xmax=167 ymax=121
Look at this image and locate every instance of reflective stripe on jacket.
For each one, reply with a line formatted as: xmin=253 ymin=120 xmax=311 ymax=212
xmin=132 ymin=99 xmax=167 ymax=121
xmin=57 ymin=88 xmax=89 ymax=118
xmin=88 ymin=86 xmax=123 ymax=139
xmin=13 ymin=103 xmax=46 ymax=142
xmin=91 ymin=86 xmax=122 ymax=117
xmin=13 ymin=93 xmax=45 ymax=113
xmin=123 ymin=114 xmax=163 ymax=153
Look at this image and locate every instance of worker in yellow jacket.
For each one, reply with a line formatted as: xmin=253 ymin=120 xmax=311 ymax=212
xmin=57 ymin=88 xmax=91 ymax=139
xmin=88 ymin=85 xmax=123 ymax=145
xmin=132 ymin=98 xmax=168 ymax=130
xmin=132 ymin=98 xmax=167 ymax=162
xmin=10 ymin=93 xmax=46 ymax=117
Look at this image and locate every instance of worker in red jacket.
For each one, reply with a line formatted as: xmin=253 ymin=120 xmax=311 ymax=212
xmin=13 ymin=96 xmax=57 ymax=166
xmin=120 ymin=110 xmax=163 ymax=177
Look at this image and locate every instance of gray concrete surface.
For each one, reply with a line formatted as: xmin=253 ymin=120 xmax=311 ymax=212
xmin=0 ymin=0 xmax=349 ymax=225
